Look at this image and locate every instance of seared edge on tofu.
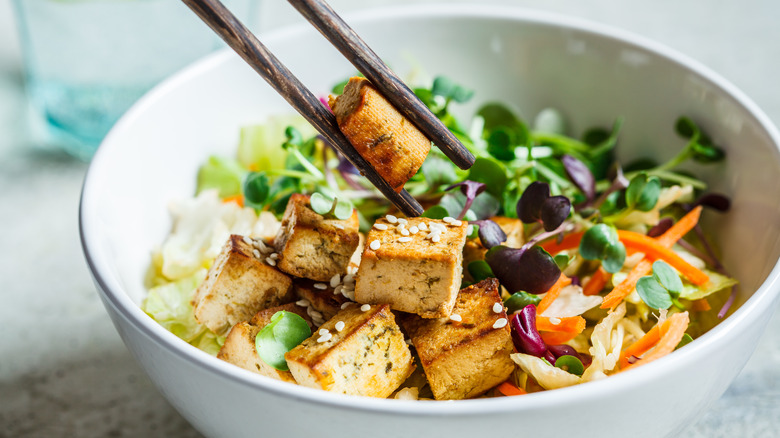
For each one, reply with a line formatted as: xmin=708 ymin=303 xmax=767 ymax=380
xmin=329 ymin=77 xmax=430 ymax=192
xmin=192 ymin=234 xmax=294 ymax=335
xmin=285 ymin=304 xmax=415 ymax=398
xmin=355 ymin=217 xmax=468 ymax=318
xmin=274 ymin=194 xmax=360 ymax=282
xmin=400 ymin=278 xmax=515 ymax=400
xmin=218 ymin=303 xmax=313 ymax=382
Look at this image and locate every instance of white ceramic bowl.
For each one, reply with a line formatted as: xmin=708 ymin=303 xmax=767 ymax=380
xmin=80 ymin=6 xmax=780 ymax=438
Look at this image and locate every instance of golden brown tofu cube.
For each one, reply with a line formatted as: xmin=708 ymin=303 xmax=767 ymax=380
xmin=355 ymin=217 xmax=468 ymax=318
xmin=274 ymin=194 xmax=360 ymax=282
xmin=217 ymin=303 xmax=312 ymax=382
xmin=329 ymin=77 xmax=430 ymax=191
xmin=192 ymin=235 xmax=294 ymax=335
xmin=285 ymin=304 xmax=415 ymax=398
xmin=400 ymin=278 xmax=515 ymax=400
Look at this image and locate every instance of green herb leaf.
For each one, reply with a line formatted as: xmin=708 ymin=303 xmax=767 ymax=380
xmin=652 ymin=260 xmax=683 ymax=297
xmin=636 ymin=276 xmax=673 ymax=310
xmin=310 ymin=192 xmax=334 ymax=215
xmin=422 ymin=205 xmax=450 ymax=219
xmin=467 ymin=260 xmax=494 ymax=283
xmin=553 ymin=254 xmax=570 ymax=270
xmin=486 ymin=128 xmax=517 ymax=161
xmin=255 ymin=311 xmax=311 ymax=371
xmin=579 ymin=224 xmax=626 ymax=273
xmin=243 ymin=172 xmax=271 ymax=209
xmin=626 ymin=173 xmax=661 ymax=211
xmin=554 ymin=355 xmax=585 ymax=376
xmin=675 ymin=333 xmax=693 ymax=350
xmin=504 ymin=291 xmax=542 ymax=314
xmin=467 ymin=157 xmax=508 ymax=198
xmin=332 ymin=198 xmax=354 ymax=220
xmin=421 ymin=154 xmax=459 ymax=188
xmin=431 ymin=76 xmax=474 ymax=103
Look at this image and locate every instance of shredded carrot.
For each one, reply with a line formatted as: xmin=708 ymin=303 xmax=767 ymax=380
xmin=616 ymin=230 xmax=709 ymax=285
xmin=539 ymin=232 xmax=584 ymax=255
xmin=620 ymin=312 xmax=690 ymax=370
xmin=583 ymin=267 xmax=611 ymax=296
xmin=536 ymin=315 xmax=586 ymax=334
xmin=601 ymin=206 xmax=704 ymax=309
xmin=222 ymin=194 xmax=244 ymax=207
xmin=536 ymin=274 xmax=572 ymax=314
xmin=539 ymin=331 xmax=579 ymax=345
xmin=692 ymin=298 xmax=711 ymax=312
xmin=497 ymin=381 xmax=527 ymax=396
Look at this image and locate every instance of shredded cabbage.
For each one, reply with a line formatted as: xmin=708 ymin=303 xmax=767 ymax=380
xmin=141 ymin=269 xmax=225 ymax=356
xmin=540 ymin=284 xmax=602 ymax=318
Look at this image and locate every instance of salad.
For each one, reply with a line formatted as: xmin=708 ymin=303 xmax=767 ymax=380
xmin=142 ymin=75 xmax=737 ymax=399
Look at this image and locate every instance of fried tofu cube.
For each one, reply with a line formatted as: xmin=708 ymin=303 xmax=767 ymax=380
xmin=285 ymin=304 xmax=415 ymax=398
xmin=274 ymin=194 xmax=360 ymax=282
xmin=329 ymin=77 xmax=430 ymax=191
xmin=192 ymin=234 xmax=294 ymax=335
xmin=355 ymin=217 xmax=468 ymax=318
xmin=293 ymin=277 xmax=353 ymax=323
xmin=217 ymin=303 xmax=312 ymax=382
xmin=400 ymin=278 xmax=515 ymax=400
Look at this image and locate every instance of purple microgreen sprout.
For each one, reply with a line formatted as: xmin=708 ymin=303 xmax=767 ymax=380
xmin=446 ymin=180 xmax=487 ymax=220
xmin=693 ymin=193 xmax=731 ymax=212
xmin=485 ymin=245 xmax=561 ymax=295
xmin=591 ymin=164 xmax=630 ymax=210
xmin=647 ymin=217 xmax=674 ymax=238
xmin=562 ymin=154 xmax=596 ymax=201
xmin=510 ymin=305 xmax=547 ymax=357
xmin=516 ymin=181 xmax=572 ymax=232
xmin=469 ymin=219 xmax=507 ymax=249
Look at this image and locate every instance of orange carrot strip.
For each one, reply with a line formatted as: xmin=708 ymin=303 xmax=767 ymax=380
xmin=540 ymin=331 xmax=579 ymax=345
xmin=601 ymin=207 xmax=705 ymax=309
xmin=617 ymin=230 xmax=709 ymax=285
xmin=536 ymin=315 xmax=586 ymax=334
xmin=692 ymin=298 xmax=711 ymax=312
xmin=539 ymin=232 xmax=584 ymax=255
xmin=619 ymin=318 xmax=665 ymax=368
xmin=536 ymin=274 xmax=572 ymax=315
xmin=497 ymin=381 xmax=527 ymax=396
xmin=621 ymin=312 xmax=690 ymax=370
xmin=583 ymin=267 xmax=611 ymax=296
xmin=222 ymin=194 xmax=244 ymax=207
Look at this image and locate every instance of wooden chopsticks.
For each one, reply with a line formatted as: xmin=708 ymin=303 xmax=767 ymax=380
xmin=182 ymin=0 xmax=475 ymax=217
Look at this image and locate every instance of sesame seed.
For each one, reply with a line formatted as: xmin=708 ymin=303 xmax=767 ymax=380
xmin=466 ymin=225 xmax=475 ymax=235
xmin=493 ymin=318 xmax=508 ymax=329
xmin=347 ymin=265 xmax=358 ymax=275
xmin=443 ymin=216 xmax=455 ymax=223
xmin=396 ymin=224 xmax=406 ymax=232
xmin=449 ymin=314 xmax=462 ymax=322
xmin=386 ymin=214 xmax=398 ymax=224
xmin=296 ymin=299 xmax=311 ymax=307
xmin=252 ymin=249 xmax=261 ymax=259
xmin=318 ymin=328 xmax=330 ymax=336
xmin=270 ymin=252 xmax=279 ymax=259
xmin=265 ymin=257 xmax=276 ymax=266
xmin=549 ymin=317 xmax=561 ymax=325
xmin=341 ymin=302 xmax=353 ymax=309
xmin=333 ymin=223 xmax=345 ymax=230
xmin=492 ymin=302 xmax=504 ymax=314
xmin=343 ymin=274 xmax=355 ymax=284
xmin=451 ymin=220 xmax=463 ymax=226
xmin=314 ymin=283 xmax=328 ymax=290
xmin=398 ymin=237 xmax=413 ymax=243
xmin=335 ymin=321 xmax=346 ymax=332
xmin=317 ymin=333 xmax=333 ymax=343
xmin=330 ymin=274 xmax=341 ymax=288
xmin=342 ymin=289 xmax=355 ymax=301
xmin=398 ymin=218 xmax=408 ymax=225
xmin=418 ymin=222 xmax=428 ymax=231
xmin=374 ymin=223 xmax=388 ymax=231
xmin=242 ymin=236 xmax=253 ymax=246
xmin=369 ymin=240 xmax=381 ymax=250
xmin=409 ymin=226 xmax=419 ymax=234
xmin=432 ymin=235 xmax=441 ymax=243
xmin=334 ymin=285 xmax=343 ymax=295
xmin=360 ymin=304 xmax=371 ymax=312
xmin=308 ymin=308 xmax=323 ymax=319
xmin=405 ymin=338 xmax=413 ymax=345
xmin=401 ymin=228 xmax=410 ymax=236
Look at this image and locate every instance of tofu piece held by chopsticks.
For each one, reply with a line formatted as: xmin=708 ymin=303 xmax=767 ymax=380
xmin=329 ymin=77 xmax=431 ymax=192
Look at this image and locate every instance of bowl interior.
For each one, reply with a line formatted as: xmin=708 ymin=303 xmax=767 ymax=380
xmin=82 ymin=6 xmax=780 ymax=405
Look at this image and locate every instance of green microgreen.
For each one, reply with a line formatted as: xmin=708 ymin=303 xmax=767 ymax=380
xmin=310 ymin=192 xmax=353 ymax=220
xmin=467 ymin=260 xmax=495 ymax=283
xmin=675 ymin=333 xmax=694 ymax=350
xmin=636 ymin=260 xmax=684 ymax=310
xmin=554 ymin=355 xmax=585 ymax=376
xmin=579 ymin=224 xmax=626 ymax=273
xmin=243 ymin=171 xmax=271 ymax=209
xmin=255 ymin=311 xmax=311 ymax=371
xmin=625 ymin=173 xmax=661 ymax=212
xmin=504 ymin=291 xmax=542 ymax=314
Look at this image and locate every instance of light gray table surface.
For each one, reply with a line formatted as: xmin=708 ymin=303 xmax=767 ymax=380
xmin=1 ymin=1 xmax=778 ymax=437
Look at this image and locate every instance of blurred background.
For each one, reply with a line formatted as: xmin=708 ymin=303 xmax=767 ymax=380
xmin=0 ymin=0 xmax=778 ymax=437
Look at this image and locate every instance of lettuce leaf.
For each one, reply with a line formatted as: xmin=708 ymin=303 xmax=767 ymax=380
xmin=141 ymin=269 xmax=225 ymax=355
xmin=196 ymin=155 xmax=247 ymax=198
xmin=680 ymin=269 xmax=738 ymax=301
xmin=237 ymin=115 xmax=316 ymax=171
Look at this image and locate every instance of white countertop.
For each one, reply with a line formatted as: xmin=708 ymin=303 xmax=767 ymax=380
xmin=1 ymin=0 xmax=778 ymax=436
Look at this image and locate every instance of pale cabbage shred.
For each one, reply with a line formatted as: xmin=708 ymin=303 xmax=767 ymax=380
xmin=142 ymin=189 xmax=281 ymax=354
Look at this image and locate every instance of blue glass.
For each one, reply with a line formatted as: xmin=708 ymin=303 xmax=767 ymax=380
xmin=12 ymin=0 xmax=257 ymax=160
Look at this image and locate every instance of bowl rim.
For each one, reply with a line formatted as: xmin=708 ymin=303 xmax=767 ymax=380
xmin=80 ymin=4 xmax=780 ymax=415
